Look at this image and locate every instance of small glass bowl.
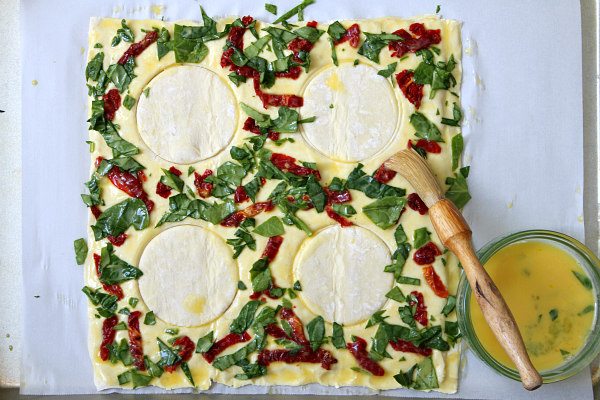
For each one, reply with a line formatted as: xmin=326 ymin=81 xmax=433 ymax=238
xmin=457 ymin=229 xmax=600 ymax=383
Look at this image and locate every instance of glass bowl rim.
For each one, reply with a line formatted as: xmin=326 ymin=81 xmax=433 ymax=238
xmin=457 ymin=229 xmax=600 ymax=383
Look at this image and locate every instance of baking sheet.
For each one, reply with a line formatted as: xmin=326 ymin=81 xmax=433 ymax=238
xmin=20 ymin=0 xmax=591 ymax=398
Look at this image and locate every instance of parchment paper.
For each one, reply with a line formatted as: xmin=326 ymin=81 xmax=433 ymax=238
xmin=20 ymin=0 xmax=591 ymax=398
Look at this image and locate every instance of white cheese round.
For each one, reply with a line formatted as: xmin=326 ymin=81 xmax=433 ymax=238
xmin=138 ymin=225 xmax=238 ymax=327
xmin=300 ymin=63 xmax=399 ymax=162
xmin=293 ymin=225 xmax=393 ymax=325
xmin=136 ymin=66 xmax=237 ymax=164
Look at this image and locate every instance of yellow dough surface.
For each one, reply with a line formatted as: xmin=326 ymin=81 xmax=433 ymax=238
xmin=84 ymin=13 xmax=463 ymax=394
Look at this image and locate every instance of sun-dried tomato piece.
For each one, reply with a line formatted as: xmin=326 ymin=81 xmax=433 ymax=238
xmin=389 ymin=23 xmax=441 ymax=58
xmin=127 ymin=311 xmax=145 ymax=370
xmin=257 ymin=348 xmax=337 ymax=370
xmin=137 ymin=170 xmax=147 ymax=182
xmin=270 ymin=153 xmax=321 ymax=179
xmin=99 ymin=315 xmax=119 ymax=361
xmin=390 ymin=339 xmax=432 ymax=356
xmin=156 ymin=181 xmax=172 ymax=199
xmin=373 ymin=163 xmax=398 ymax=184
xmin=324 ymin=187 xmax=352 ymax=204
xmin=288 ymin=37 xmax=314 ymax=64
xmin=346 ymin=336 xmax=385 ymax=376
xmin=407 ymin=193 xmax=429 ymax=215
xmin=423 ymin=266 xmax=449 ymax=298
xmin=396 ymin=70 xmax=424 ymax=109
xmin=275 ymin=66 xmax=302 ymax=80
xmin=306 ymin=21 xmax=318 ymax=28
xmin=118 ymin=30 xmax=159 ymax=65
xmin=164 ymin=336 xmax=196 ymax=373
xmin=334 ymin=23 xmax=361 ymax=48
xmin=234 ymin=186 xmax=249 ymax=203
xmin=94 ymin=253 xmax=124 ymax=300
xmin=265 ymin=323 xmax=290 ymax=340
xmin=194 ymin=169 xmax=214 ymax=198
xmin=409 ymin=291 xmax=428 ymax=326
xmin=107 ymin=233 xmax=128 ymax=247
xmin=242 ymin=117 xmax=280 ymax=141
xmin=106 ymin=166 xmax=154 ymax=213
xmin=262 ymin=235 xmax=284 ymax=262
xmin=102 ymin=89 xmax=121 ymax=121
xmin=325 ymin=205 xmax=353 ymax=227
xmin=220 ymin=201 xmax=274 ymax=227
xmin=91 ymin=205 xmax=102 ymax=219
xmin=168 ymin=166 xmax=182 ymax=176
xmin=253 ymin=77 xmax=304 ymax=108
xmin=408 ymin=139 xmax=442 ymax=154
xmin=202 ymin=332 xmax=251 ymax=364
xmin=413 ymin=242 xmax=441 ymax=265
xmin=279 ymin=307 xmax=311 ymax=346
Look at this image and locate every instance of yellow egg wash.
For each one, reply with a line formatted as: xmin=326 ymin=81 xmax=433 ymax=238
xmin=470 ymin=241 xmax=596 ymax=371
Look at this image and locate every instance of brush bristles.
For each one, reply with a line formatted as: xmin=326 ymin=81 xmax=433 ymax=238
xmin=384 ymin=149 xmax=443 ymax=208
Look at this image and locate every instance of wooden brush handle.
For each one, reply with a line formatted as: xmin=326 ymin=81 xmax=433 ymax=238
xmin=430 ymin=199 xmax=542 ymax=391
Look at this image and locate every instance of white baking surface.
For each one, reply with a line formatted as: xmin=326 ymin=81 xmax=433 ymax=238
xmin=20 ymin=0 xmax=590 ymax=398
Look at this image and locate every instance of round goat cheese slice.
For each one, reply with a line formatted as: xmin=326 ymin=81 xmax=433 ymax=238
xmin=136 ymin=66 xmax=237 ymax=164
xmin=300 ymin=63 xmax=399 ymax=162
xmin=293 ymin=225 xmax=393 ymax=325
xmin=138 ymin=225 xmax=238 ymax=327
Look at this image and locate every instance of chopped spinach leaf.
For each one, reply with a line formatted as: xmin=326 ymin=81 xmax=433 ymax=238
xmin=358 ymin=32 xmax=402 ymax=64
xmin=82 ymin=286 xmax=118 ymax=317
xmin=332 ymin=203 xmax=356 ymax=217
xmin=306 ymin=315 xmax=325 ymax=351
xmin=445 ymin=167 xmax=471 ymax=209
xmin=410 ymin=112 xmax=444 ymax=142
xmin=91 ymin=198 xmax=149 ymax=240
xmin=122 ymin=94 xmax=135 ymax=110
xmin=111 ymin=19 xmax=134 ymax=47
xmin=441 ymin=295 xmax=456 ymax=316
xmin=273 ymin=0 xmax=316 ymax=24
xmin=331 ymin=322 xmax=346 ymax=349
xmin=441 ymin=102 xmax=462 ymax=127
xmin=363 ymin=196 xmax=406 ymax=229
xmin=385 ymin=286 xmax=406 ymax=303
xmin=196 ymin=331 xmax=214 ymax=353
xmin=346 ymin=163 xmax=406 ymax=199
xmin=451 ymin=133 xmax=463 ymax=171
xmin=378 ymin=62 xmax=398 ymax=78
xmin=253 ymin=216 xmax=285 ymax=237
xmin=74 ymin=238 xmax=88 ymax=265
xmin=413 ymin=227 xmax=431 ymax=249
xmin=117 ymin=369 xmax=153 ymax=388
xmin=144 ymin=311 xmax=156 ymax=325
xmin=98 ymin=244 xmax=143 ymax=285
xmin=230 ymin=300 xmax=262 ymax=334
xmin=265 ymin=3 xmax=278 ymax=15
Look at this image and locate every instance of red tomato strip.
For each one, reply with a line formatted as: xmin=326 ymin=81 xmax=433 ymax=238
xmin=194 ymin=169 xmax=214 ymax=198
xmin=234 ymin=186 xmax=249 ymax=203
xmin=127 ymin=311 xmax=145 ymax=370
xmin=396 ymin=70 xmax=424 ymax=109
xmin=265 ymin=323 xmax=290 ymax=340
xmin=202 ymin=332 xmax=251 ymax=364
xmin=270 ymin=153 xmax=321 ymax=179
xmin=334 ymin=23 xmax=361 ymax=48
xmin=409 ymin=291 xmax=429 ymax=326
xmin=155 ymin=181 xmax=172 ymax=199
xmin=106 ymin=166 xmax=154 ymax=213
xmin=413 ymin=242 xmax=441 ymax=265
xmin=220 ymin=201 xmax=274 ymax=227
xmin=390 ymin=339 xmax=432 ymax=356
xmin=389 ymin=23 xmax=441 ymax=58
xmin=280 ymin=307 xmax=310 ymax=346
xmin=102 ymin=89 xmax=121 ymax=121
xmin=164 ymin=336 xmax=196 ymax=373
xmin=262 ymin=236 xmax=284 ymax=262
xmin=407 ymin=193 xmax=429 ymax=215
xmin=257 ymin=348 xmax=337 ymax=370
xmin=242 ymin=117 xmax=280 ymax=141
xmin=423 ymin=266 xmax=449 ymax=298
xmin=373 ymin=164 xmax=398 ymax=184
xmin=408 ymin=139 xmax=442 ymax=154
xmin=99 ymin=315 xmax=118 ymax=361
xmin=346 ymin=336 xmax=385 ymax=376
xmin=118 ymin=30 xmax=159 ymax=65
